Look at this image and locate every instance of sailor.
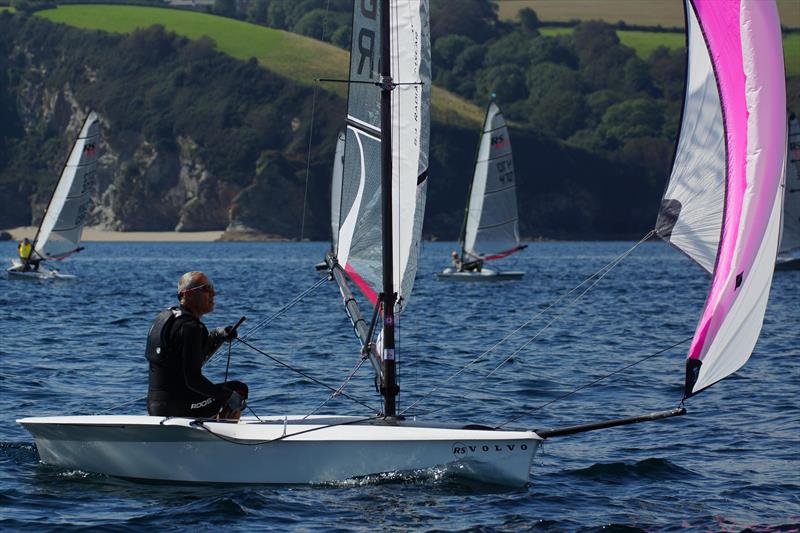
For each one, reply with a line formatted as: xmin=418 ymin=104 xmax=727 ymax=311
xmin=17 ymin=238 xmax=37 ymax=271
xmin=461 ymin=253 xmax=483 ymax=272
xmin=450 ymin=250 xmax=462 ymax=270
xmin=146 ymin=271 xmax=248 ymax=419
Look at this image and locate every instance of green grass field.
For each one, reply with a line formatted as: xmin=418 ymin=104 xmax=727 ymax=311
xmin=541 ymin=27 xmax=800 ymax=77
xmin=0 ymin=7 xmax=15 ymax=13
xmin=497 ymin=0 xmax=800 ymax=28
xmin=36 ymin=5 xmax=483 ymax=126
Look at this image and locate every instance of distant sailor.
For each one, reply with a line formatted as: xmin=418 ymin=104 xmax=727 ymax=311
xmin=17 ymin=237 xmax=39 ymax=271
xmin=146 ymin=271 xmax=248 ymax=419
xmin=450 ymin=250 xmax=462 ymax=270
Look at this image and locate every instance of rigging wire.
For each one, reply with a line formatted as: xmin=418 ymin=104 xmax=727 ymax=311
xmin=494 ymin=335 xmax=694 ymax=429
xmin=237 ymin=275 xmax=328 ymax=343
xmin=303 ymin=353 xmax=370 ymax=419
xmin=400 ymin=230 xmax=656 ymax=416
xmin=238 ymin=338 xmax=380 ymax=413
xmin=298 ymin=0 xmax=333 ymax=242
xmin=477 ymin=231 xmax=656 ymax=384
xmin=299 ymin=80 xmax=319 ymax=242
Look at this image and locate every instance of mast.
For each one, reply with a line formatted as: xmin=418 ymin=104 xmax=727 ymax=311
xmin=380 ymin=0 xmax=398 ymax=417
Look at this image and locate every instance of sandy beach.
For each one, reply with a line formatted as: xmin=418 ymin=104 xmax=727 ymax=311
xmin=2 ymin=226 xmax=224 ymax=242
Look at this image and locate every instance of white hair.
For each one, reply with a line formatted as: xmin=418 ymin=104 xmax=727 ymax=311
xmin=177 ymin=271 xmax=206 ymax=294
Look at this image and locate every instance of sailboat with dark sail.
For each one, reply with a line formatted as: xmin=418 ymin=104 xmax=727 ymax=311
xmin=17 ymin=0 xmax=786 ymax=487
xmin=7 ymin=111 xmax=99 ymax=280
xmin=439 ymin=98 xmax=526 ymax=280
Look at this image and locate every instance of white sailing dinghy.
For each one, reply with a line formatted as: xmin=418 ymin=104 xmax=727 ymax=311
xmin=17 ymin=0 xmax=786 ymax=487
xmin=18 ymin=1 xmax=541 ymax=487
xmin=776 ymin=113 xmax=800 ymax=269
xmin=438 ymin=99 xmax=526 ymax=281
xmin=7 ymin=111 xmax=99 ymax=280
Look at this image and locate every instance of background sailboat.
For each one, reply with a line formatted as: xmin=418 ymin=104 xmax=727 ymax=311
xmin=439 ymin=98 xmax=526 ymax=280
xmin=776 ymin=113 xmax=800 ymax=269
xmin=7 ymin=111 xmax=99 ymax=280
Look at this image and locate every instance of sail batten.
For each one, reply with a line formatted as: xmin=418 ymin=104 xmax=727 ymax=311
xmin=33 ymin=112 xmax=99 ymax=261
xmin=661 ymin=0 xmax=785 ymax=397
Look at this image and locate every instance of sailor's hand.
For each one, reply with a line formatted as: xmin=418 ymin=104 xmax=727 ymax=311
xmin=212 ymin=325 xmax=238 ymax=342
xmin=226 ymin=390 xmax=245 ymax=412
xmin=223 ymin=325 xmax=238 ymax=341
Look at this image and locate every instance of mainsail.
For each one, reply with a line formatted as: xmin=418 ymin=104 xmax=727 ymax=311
xmin=332 ymin=0 xmax=430 ymax=311
xmin=779 ymin=114 xmax=800 ymax=255
xmin=33 ymin=112 xmax=100 ymax=261
xmin=656 ymin=0 xmax=786 ymax=397
xmin=461 ymin=101 xmax=523 ymax=262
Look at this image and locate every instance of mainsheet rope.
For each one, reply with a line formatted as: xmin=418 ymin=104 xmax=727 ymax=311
xmin=401 ymin=230 xmax=656 ymax=416
xmin=238 ymin=338 xmax=380 ymax=414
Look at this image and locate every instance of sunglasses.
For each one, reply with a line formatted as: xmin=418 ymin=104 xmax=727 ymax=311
xmin=179 ymin=283 xmax=215 ymax=297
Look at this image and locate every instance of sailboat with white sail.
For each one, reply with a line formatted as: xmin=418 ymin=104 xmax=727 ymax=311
xmin=7 ymin=111 xmax=99 ymax=280
xmin=776 ymin=113 xmax=800 ymax=269
xmin=438 ymin=98 xmax=526 ymax=280
xmin=17 ymin=0 xmax=786 ymax=487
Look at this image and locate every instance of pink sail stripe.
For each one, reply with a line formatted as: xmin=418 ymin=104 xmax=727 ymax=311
xmin=687 ymin=0 xmax=747 ymax=361
xmin=688 ymin=0 xmax=785 ymax=363
xmin=344 ymin=263 xmax=378 ymax=305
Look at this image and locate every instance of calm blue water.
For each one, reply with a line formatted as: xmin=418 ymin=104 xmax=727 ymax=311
xmin=0 ymin=240 xmax=797 ymax=531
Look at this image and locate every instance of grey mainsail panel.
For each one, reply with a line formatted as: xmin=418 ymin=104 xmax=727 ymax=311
xmin=35 ymin=112 xmax=100 ymax=260
xmin=347 ymin=0 xmax=381 ymax=134
xmin=463 ymin=101 xmax=520 ymax=258
xmin=780 ymin=115 xmax=800 ymax=254
xmin=340 ymin=126 xmax=383 ymax=299
xmin=655 ymin=3 xmax=724 ymax=274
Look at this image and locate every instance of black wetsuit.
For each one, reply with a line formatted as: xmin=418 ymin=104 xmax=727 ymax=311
xmin=146 ymin=306 xmax=247 ymax=417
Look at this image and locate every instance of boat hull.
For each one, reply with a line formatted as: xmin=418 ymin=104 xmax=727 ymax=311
xmin=18 ymin=415 xmax=540 ymax=487
xmin=437 ymin=267 xmax=524 ymax=281
xmin=7 ymin=260 xmax=75 ymax=280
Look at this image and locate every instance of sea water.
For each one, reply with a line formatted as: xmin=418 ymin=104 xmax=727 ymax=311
xmin=0 ymin=240 xmax=797 ymax=531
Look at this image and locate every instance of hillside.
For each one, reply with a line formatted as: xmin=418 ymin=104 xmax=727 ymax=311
xmin=36 ymin=4 xmax=483 ymax=127
xmin=0 ymin=10 xmax=653 ymax=240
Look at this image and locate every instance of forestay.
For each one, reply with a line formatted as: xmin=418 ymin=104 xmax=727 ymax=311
xmin=656 ymin=0 xmax=786 ymax=397
xmin=332 ymin=0 xmax=430 ymax=311
xmin=34 ymin=112 xmax=100 ymax=260
xmin=462 ymin=102 xmax=522 ymax=261
xmin=780 ymin=115 xmax=800 ymax=255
